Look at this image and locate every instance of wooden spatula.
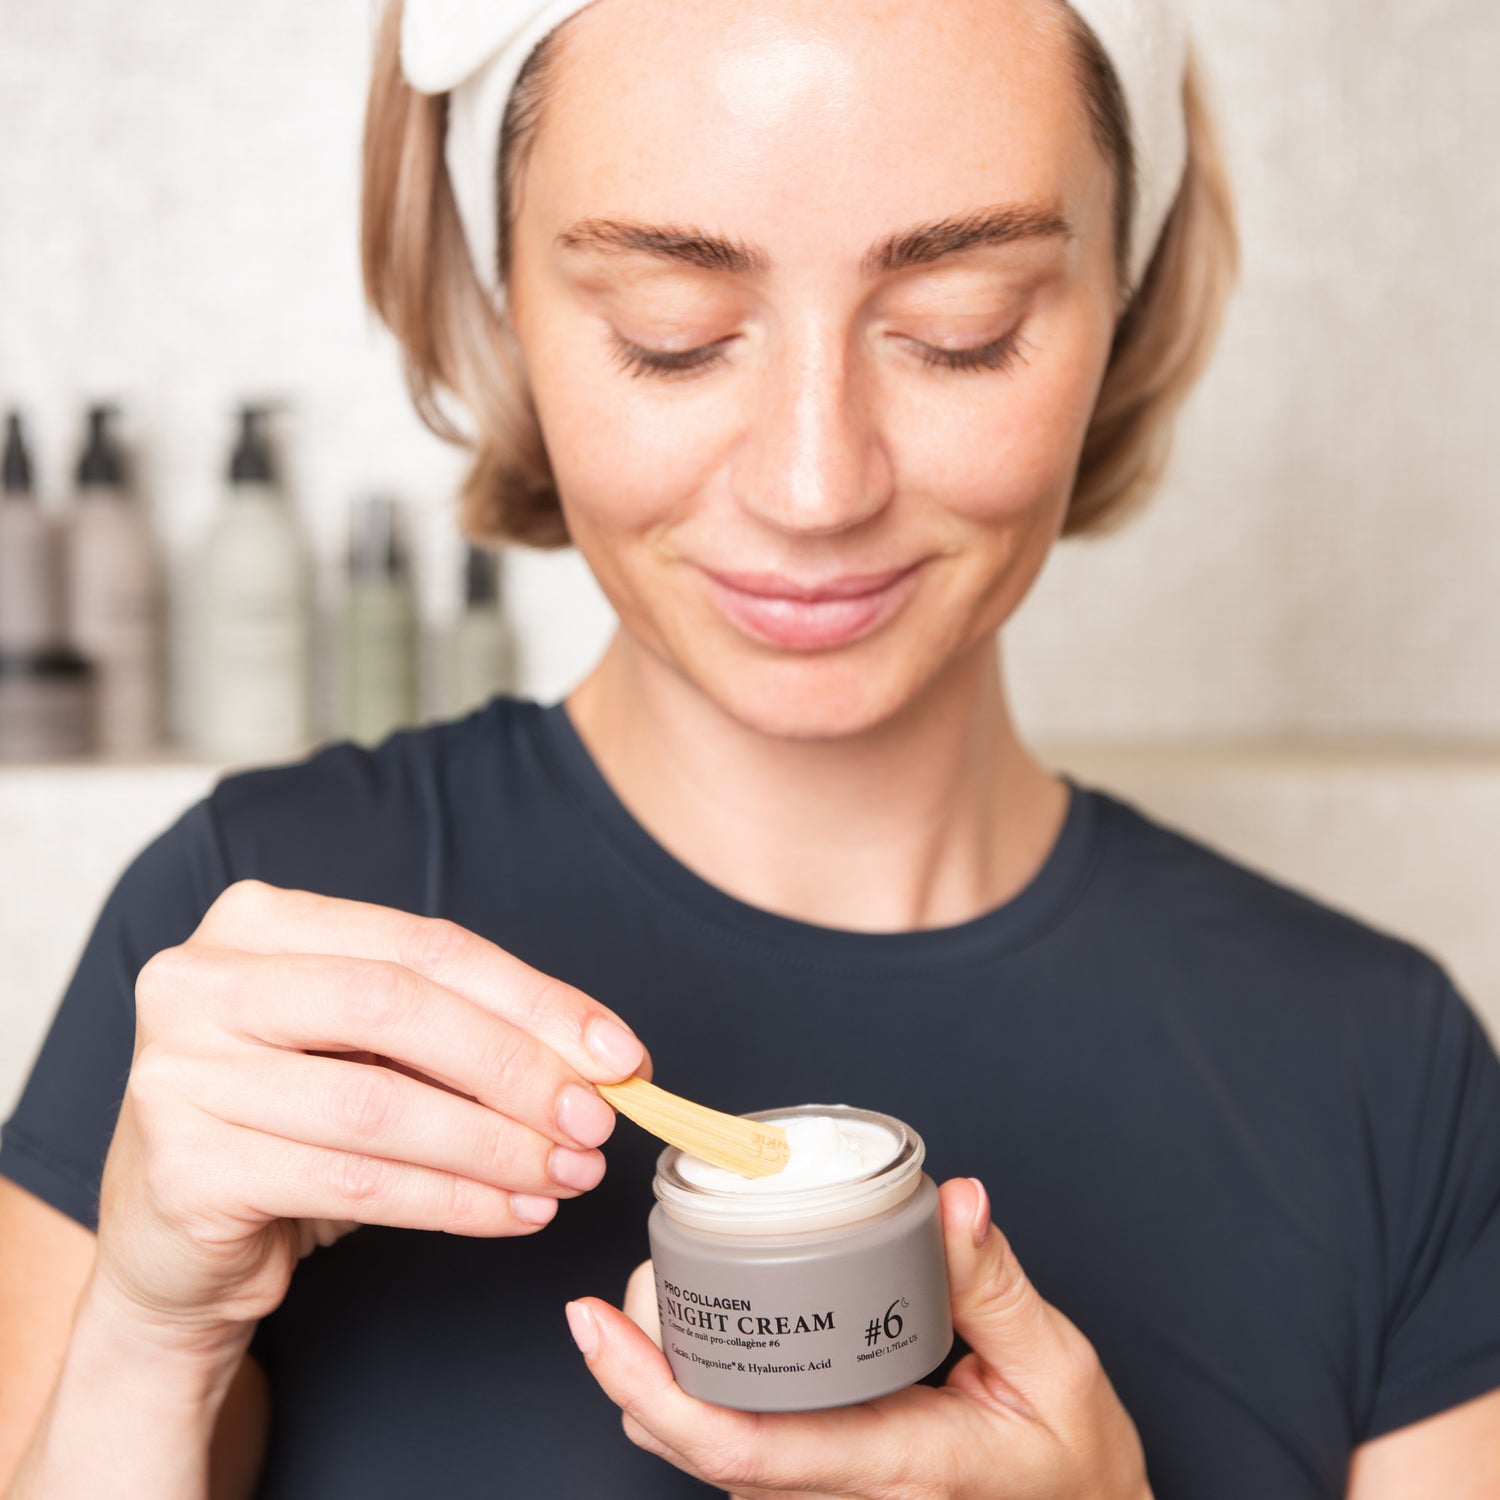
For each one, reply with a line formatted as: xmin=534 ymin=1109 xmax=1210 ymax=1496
xmin=598 ymin=1076 xmax=791 ymax=1179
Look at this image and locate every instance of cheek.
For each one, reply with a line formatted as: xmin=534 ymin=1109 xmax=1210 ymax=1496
xmin=524 ymin=341 xmax=732 ymax=654
xmin=893 ymin=324 xmax=1109 ymax=533
xmin=526 ymin=340 xmax=729 ymax=544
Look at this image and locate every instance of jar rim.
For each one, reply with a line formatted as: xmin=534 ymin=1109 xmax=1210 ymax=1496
xmin=652 ymin=1104 xmax=924 ymax=1236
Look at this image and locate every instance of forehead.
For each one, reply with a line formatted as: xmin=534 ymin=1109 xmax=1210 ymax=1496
xmin=524 ymin=0 xmax=1109 ymax=259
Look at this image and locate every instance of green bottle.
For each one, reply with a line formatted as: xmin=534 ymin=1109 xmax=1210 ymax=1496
xmin=341 ymin=496 xmax=417 ymax=746
xmin=448 ymin=543 xmax=515 ymax=715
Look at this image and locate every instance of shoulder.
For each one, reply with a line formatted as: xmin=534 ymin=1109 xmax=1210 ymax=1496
xmin=1082 ymin=781 xmax=1466 ymax=1046
xmin=1082 ymin=782 xmax=1497 ymax=1217
xmin=203 ymin=695 xmax=546 ymax=906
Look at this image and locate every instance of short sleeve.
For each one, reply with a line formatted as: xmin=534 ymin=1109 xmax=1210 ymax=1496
xmin=1363 ymin=964 xmax=1500 ymax=1439
xmin=0 ymin=799 xmax=230 ymax=1231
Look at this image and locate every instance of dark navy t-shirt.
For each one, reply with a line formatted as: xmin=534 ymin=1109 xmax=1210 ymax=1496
xmin=5 ymin=696 xmax=1500 ymax=1498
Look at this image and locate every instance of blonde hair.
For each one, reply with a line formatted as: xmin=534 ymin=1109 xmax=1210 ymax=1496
xmin=362 ymin=0 xmax=1239 ymax=547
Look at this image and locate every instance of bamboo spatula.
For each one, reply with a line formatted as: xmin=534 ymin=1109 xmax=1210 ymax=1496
xmin=598 ymin=1076 xmax=791 ymax=1179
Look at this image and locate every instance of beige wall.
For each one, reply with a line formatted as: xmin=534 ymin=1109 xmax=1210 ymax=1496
xmin=1008 ymin=2 xmax=1500 ymax=743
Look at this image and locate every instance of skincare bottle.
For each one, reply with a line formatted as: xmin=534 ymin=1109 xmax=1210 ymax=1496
xmin=340 ymin=496 xmax=417 ymax=745
xmin=64 ymin=405 xmax=164 ymax=754
xmin=448 ymin=543 xmax=515 ymax=714
xmin=0 ymin=412 xmax=63 ymax=655
xmin=188 ymin=406 xmax=313 ymax=761
xmin=648 ymin=1105 xmax=953 ymax=1411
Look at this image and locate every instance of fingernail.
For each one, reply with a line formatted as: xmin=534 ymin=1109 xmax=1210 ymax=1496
xmin=511 ymin=1193 xmax=559 ymax=1226
xmin=550 ymin=1145 xmax=606 ymax=1192
xmin=557 ymin=1083 xmax=617 ymax=1149
xmin=968 ymin=1177 xmax=991 ymax=1246
xmin=566 ymin=1300 xmax=599 ymax=1358
xmin=585 ymin=1016 xmax=646 ymax=1077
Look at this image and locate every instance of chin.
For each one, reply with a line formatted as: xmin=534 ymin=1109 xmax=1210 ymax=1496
xmin=685 ymin=648 xmax=935 ymax=743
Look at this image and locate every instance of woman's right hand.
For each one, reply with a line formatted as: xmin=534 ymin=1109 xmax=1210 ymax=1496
xmin=89 ymin=879 xmax=649 ymax=1349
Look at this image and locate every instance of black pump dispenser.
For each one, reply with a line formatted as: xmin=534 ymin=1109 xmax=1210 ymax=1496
xmin=3 ymin=412 xmax=33 ymax=496
xmin=350 ymin=497 xmax=407 ymax=582
xmin=229 ymin=406 xmax=277 ymax=485
xmin=463 ymin=543 xmax=501 ymax=608
xmin=76 ymin=404 xmax=126 ymax=489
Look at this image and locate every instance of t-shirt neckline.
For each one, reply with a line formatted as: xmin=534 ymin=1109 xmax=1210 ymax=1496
xmin=529 ymin=697 xmax=1107 ymax=967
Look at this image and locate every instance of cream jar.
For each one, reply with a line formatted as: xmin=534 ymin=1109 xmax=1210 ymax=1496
xmin=648 ymin=1104 xmax=953 ymax=1411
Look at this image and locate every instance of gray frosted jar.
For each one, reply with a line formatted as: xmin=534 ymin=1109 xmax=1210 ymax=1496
xmin=647 ymin=1104 xmax=953 ymax=1412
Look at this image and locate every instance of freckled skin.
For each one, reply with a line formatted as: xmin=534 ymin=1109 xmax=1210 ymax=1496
xmin=504 ymin=0 xmax=1122 ymax=742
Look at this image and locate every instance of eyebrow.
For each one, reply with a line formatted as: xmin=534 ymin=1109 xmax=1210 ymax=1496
xmin=554 ymin=202 xmax=1074 ymax=278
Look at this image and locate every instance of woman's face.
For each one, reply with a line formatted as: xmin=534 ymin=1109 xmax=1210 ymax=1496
xmin=506 ymin=0 xmax=1121 ymax=738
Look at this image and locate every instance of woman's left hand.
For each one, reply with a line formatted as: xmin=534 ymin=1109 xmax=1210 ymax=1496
xmin=565 ymin=1177 xmax=1151 ymax=1499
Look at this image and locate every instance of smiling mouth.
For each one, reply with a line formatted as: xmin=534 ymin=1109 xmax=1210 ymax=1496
xmin=698 ymin=562 xmax=928 ymax=651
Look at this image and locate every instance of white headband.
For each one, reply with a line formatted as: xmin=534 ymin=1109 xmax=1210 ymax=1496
xmin=399 ymin=0 xmax=1188 ymax=308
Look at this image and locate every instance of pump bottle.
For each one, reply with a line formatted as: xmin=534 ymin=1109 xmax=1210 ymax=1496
xmin=448 ymin=543 xmax=515 ymax=714
xmin=188 ymin=407 xmax=313 ymax=761
xmin=0 ymin=412 xmax=63 ymax=655
xmin=340 ymin=496 xmax=417 ymax=746
xmin=0 ymin=412 xmax=95 ymax=759
xmin=64 ymin=405 xmax=164 ymax=754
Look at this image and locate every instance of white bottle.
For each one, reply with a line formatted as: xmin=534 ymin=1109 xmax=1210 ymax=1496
xmin=64 ymin=405 xmax=165 ymax=755
xmin=188 ymin=407 xmax=312 ymax=762
xmin=448 ymin=542 xmax=515 ymax=715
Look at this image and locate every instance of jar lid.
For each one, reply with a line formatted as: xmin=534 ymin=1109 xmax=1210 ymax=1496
xmin=652 ymin=1104 xmax=925 ymax=1236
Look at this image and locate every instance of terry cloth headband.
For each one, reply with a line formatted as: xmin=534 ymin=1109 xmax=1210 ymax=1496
xmin=398 ymin=0 xmax=1188 ymax=308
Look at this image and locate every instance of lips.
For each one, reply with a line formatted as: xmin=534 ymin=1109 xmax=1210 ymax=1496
xmin=699 ymin=562 xmax=925 ymax=651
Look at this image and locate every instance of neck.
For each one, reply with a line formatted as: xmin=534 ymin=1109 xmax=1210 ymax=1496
xmin=566 ymin=633 xmax=1067 ymax=932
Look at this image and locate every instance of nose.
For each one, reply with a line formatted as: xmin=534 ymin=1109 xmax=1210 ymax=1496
xmin=728 ymin=323 xmax=895 ymax=536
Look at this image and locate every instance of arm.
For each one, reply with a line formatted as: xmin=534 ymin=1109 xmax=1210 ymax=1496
xmin=1346 ymin=1389 xmax=1500 ymax=1500
xmin=1344 ymin=967 xmax=1500 ymax=1494
xmin=4 ymin=880 xmax=649 ymax=1500
xmin=0 ymin=1178 xmax=268 ymax=1500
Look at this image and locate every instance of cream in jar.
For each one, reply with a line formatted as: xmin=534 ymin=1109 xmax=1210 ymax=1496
xmin=648 ymin=1104 xmax=953 ymax=1411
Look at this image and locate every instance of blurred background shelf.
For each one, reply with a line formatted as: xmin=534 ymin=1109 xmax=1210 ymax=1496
xmin=4 ymin=744 xmax=1498 ymax=1117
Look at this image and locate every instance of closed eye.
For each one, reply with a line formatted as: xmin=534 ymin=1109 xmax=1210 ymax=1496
xmin=607 ymin=329 xmax=1030 ymax=381
xmin=914 ymin=329 xmax=1029 ymax=374
xmin=608 ymin=334 xmax=737 ymax=380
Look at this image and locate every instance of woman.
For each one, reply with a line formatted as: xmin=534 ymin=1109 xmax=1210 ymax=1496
xmin=2 ymin=0 xmax=1498 ymax=1495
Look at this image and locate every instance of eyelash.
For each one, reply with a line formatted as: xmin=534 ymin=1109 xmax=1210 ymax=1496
xmin=607 ymin=329 xmax=1030 ymax=381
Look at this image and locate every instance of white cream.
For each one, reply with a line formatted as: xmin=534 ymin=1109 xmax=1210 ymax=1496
xmin=677 ymin=1113 xmax=901 ymax=1194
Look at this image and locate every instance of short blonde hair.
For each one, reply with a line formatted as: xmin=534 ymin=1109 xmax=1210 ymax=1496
xmin=362 ymin=1 xmax=1239 ymax=547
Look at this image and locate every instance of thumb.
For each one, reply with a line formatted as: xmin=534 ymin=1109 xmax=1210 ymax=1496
xmin=940 ymin=1176 xmax=1066 ymax=1373
xmin=622 ymin=1259 xmax=663 ymax=1350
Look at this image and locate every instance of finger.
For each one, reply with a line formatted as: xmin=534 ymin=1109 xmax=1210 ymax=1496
xmin=622 ymin=1260 xmax=662 ymax=1349
xmin=940 ymin=1177 xmax=1071 ymax=1376
xmin=176 ymin=1049 xmax=607 ymax=1198
xmin=192 ymin=881 xmax=648 ymax=1083
xmin=564 ymin=1297 xmax=886 ymax=1496
xmin=180 ymin=1117 xmax=561 ymax=1237
xmin=149 ymin=947 xmax=621 ymax=1152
